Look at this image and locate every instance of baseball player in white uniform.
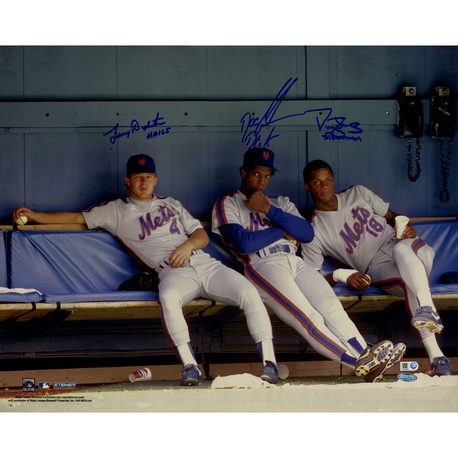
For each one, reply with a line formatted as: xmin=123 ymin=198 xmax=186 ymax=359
xmin=212 ymin=147 xmax=406 ymax=382
xmin=301 ymin=159 xmax=452 ymax=377
xmin=12 ymin=154 xmax=281 ymax=386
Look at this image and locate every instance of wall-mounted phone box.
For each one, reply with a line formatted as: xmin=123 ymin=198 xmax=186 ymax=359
xmin=397 ymin=86 xmax=424 ymax=139
xmin=429 ymin=87 xmax=456 ymax=139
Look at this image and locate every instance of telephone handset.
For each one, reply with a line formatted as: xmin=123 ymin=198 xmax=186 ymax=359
xmin=429 ymin=87 xmax=456 ymax=139
xmin=397 ymin=86 xmax=424 ymax=138
xmin=396 ymin=86 xmax=423 ymax=181
xmin=429 ymin=87 xmax=456 ymax=203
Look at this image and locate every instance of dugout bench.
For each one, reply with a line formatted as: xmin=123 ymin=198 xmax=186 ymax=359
xmin=0 ymin=219 xmax=457 ymax=373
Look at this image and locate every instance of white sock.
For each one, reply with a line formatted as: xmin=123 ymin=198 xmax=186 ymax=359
xmin=259 ymin=339 xmax=277 ymax=365
xmin=177 ymin=343 xmax=199 ymax=368
xmin=417 ymin=289 xmax=436 ymax=310
xmin=421 ymin=335 xmax=444 ymax=363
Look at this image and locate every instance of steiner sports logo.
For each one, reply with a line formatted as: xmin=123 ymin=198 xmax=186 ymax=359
xmin=53 ymin=382 xmax=77 ymax=389
xmin=400 ymin=361 xmax=419 ymax=371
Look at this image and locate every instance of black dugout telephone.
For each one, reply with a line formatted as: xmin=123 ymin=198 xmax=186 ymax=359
xmin=397 ymin=86 xmax=424 ymax=138
xmin=429 ymin=87 xmax=456 ymax=139
xmin=429 ymin=87 xmax=456 ymax=203
xmin=397 ymin=86 xmax=423 ymax=181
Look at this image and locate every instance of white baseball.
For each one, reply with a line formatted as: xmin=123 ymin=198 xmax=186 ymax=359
xmin=16 ymin=216 xmax=28 ymax=225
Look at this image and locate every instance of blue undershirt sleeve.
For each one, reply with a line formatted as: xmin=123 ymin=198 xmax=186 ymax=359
xmin=266 ymin=205 xmax=314 ymax=243
xmin=219 ymin=223 xmax=284 ymax=254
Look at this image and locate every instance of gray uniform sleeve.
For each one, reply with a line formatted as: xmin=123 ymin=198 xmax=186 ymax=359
xmin=359 ymin=185 xmax=389 ymax=217
xmin=82 ymin=201 xmax=119 ymax=234
xmin=301 ymin=236 xmax=324 ymax=270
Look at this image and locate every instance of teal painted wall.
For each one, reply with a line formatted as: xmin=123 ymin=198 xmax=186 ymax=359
xmin=0 ymin=46 xmax=457 ymax=223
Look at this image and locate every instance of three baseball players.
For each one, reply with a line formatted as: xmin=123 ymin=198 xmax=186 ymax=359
xmin=12 ymin=149 xmax=451 ymax=384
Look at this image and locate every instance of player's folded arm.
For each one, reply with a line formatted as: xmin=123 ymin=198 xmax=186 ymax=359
xmin=266 ymin=206 xmax=314 ymax=243
xmin=219 ymin=223 xmax=284 ymax=254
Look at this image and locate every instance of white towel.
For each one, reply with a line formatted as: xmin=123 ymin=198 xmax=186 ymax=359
xmin=0 ymin=286 xmax=42 ymax=294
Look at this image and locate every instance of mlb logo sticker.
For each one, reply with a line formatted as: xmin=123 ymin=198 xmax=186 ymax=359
xmin=22 ymin=378 xmax=35 ymax=392
xmin=38 ymin=382 xmax=50 ymax=389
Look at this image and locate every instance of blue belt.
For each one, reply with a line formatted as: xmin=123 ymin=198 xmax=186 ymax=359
xmin=256 ymin=244 xmax=295 ymax=258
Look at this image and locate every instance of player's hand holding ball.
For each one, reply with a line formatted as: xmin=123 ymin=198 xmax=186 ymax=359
xmin=12 ymin=207 xmax=33 ymax=226
xmin=15 ymin=215 xmax=28 ymax=225
xmin=333 ymin=269 xmax=371 ymax=290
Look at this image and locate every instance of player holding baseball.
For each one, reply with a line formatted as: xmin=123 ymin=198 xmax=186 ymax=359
xmin=212 ymin=147 xmax=406 ymax=382
xmin=301 ymin=159 xmax=452 ymax=377
xmin=12 ymin=154 xmax=281 ymax=386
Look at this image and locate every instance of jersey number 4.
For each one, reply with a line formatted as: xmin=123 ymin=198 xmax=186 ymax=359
xmin=170 ymin=219 xmax=181 ymax=235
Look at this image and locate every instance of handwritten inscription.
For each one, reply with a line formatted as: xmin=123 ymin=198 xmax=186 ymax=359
xmin=102 ymin=79 xmax=363 ymax=148
xmin=321 ymin=117 xmax=363 ymax=142
xmin=240 ymin=77 xmax=363 ymax=149
xmin=103 ymin=112 xmax=171 ymax=144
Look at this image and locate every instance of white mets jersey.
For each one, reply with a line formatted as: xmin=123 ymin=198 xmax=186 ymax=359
xmin=212 ymin=190 xmax=302 ymax=261
xmin=83 ymin=195 xmax=203 ymax=271
xmin=301 ymin=185 xmax=395 ymax=273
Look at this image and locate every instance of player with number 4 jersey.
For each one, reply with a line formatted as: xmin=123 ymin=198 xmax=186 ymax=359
xmin=12 ymin=154 xmax=282 ymax=386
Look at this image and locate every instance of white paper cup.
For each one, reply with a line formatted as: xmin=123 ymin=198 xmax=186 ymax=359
xmin=278 ymin=364 xmax=289 ymax=380
xmin=129 ymin=367 xmax=152 ymax=383
xmin=395 ymin=215 xmax=409 ymax=238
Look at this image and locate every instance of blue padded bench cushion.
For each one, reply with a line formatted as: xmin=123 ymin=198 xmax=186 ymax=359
xmin=0 ymin=289 xmax=43 ymax=303
xmin=7 ymin=230 xmax=159 ymax=303
xmin=414 ymin=220 xmax=458 ymax=285
xmin=0 ymin=230 xmax=44 ymax=303
xmin=0 ymin=230 xmax=7 ymax=287
xmin=415 ymin=220 xmax=458 ymax=295
xmin=203 ymin=227 xmax=243 ymax=273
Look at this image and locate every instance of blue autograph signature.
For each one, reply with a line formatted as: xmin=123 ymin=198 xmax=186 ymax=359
xmin=240 ymin=77 xmax=363 ymax=149
xmin=103 ymin=112 xmax=171 ymax=144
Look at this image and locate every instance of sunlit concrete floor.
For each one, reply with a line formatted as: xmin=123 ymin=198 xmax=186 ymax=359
xmin=1 ymin=373 xmax=457 ymax=413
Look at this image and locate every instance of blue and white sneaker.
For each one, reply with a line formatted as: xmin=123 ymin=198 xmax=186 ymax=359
xmin=364 ymin=342 xmax=407 ymax=383
xmin=411 ymin=306 xmax=444 ymax=333
xmin=355 ymin=340 xmax=394 ymax=378
xmin=425 ymin=356 xmax=452 ymax=377
xmin=260 ymin=361 xmax=279 ymax=384
xmin=180 ymin=364 xmax=202 ymax=386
